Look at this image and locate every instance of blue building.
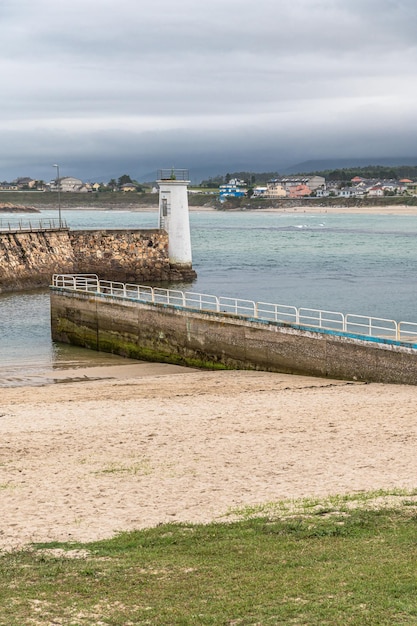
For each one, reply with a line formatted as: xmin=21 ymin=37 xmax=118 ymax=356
xmin=219 ymin=178 xmax=247 ymax=202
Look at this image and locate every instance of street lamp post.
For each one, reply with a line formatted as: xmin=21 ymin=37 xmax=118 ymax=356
xmin=53 ymin=164 xmax=62 ymax=228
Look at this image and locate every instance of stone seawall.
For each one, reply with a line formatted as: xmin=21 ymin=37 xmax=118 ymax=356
xmin=69 ymin=230 xmax=172 ymax=283
xmin=0 ymin=228 xmax=196 ymax=293
xmin=51 ymin=289 xmax=417 ymax=385
xmin=0 ymin=229 xmax=74 ymax=291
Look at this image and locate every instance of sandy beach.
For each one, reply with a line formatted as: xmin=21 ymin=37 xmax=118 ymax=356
xmin=206 ymin=203 xmax=417 ymax=215
xmin=60 ymin=203 xmax=417 ymax=215
xmin=249 ymin=204 xmax=417 ymax=215
xmin=1 ymin=364 xmax=417 ymax=551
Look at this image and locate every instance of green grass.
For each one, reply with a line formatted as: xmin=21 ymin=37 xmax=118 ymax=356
xmin=0 ymin=191 xmax=216 ymax=209
xmin=1 ymin=494 xmax=417 ymax=625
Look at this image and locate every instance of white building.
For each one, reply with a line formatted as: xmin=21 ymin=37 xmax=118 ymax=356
xmin=52 ymin=176 xmax=84 ymax=192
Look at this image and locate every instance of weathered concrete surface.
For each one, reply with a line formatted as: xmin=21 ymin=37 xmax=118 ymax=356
xmin=0 ymin=228 xmax=196 ymax=292
xmin=50 ymin=289 xmax=417 ymax=384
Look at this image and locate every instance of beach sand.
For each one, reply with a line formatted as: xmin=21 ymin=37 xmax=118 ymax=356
xmin=214 ymin=204 xmax=417 ymax=215
xmin=252 ymin=204 xmax=417 ymax=215
xmin=1 ymin=364 xmax=417 ymax=551
xmin=67 ymin=203 xmax=417 ymax=215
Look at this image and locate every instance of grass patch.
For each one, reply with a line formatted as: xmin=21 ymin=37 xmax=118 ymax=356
xmin=0 ymin=482 xmax=17 ymax=491
xmin=96 ymin=460 xmax=152 ymax=476
xmin=1 ymin=494 xmax=417 ymax=624
xmin=225 ymin=488 xmax=417 ymax=522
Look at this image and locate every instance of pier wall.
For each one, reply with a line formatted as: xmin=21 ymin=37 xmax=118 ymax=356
xmin=0 ymin=230 xmax=74 ymax=291
xmin=0 ymin=228 xmax=194 ymax=292
xmin=69 ymin=230 xmax=173 ymax=283
xmin=50 ymin=288 xmax=417 ymax=384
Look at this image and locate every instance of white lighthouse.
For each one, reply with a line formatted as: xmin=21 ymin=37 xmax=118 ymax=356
xmin=157 ymin=168 xmax=193 ymax=270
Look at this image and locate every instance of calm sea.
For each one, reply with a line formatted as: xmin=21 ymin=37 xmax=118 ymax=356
xmin=1 ymin=208 xmax=417 ymax=385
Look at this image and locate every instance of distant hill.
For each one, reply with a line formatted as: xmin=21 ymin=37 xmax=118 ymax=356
xmin=284 ymin=157 xmax=417 ymax=174
xmin=140 ymin=158 xmax=417 ymax=186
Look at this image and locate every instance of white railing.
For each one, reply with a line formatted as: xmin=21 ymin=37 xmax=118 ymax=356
xmin=398 ymin=321 xmax=417 ymax=342
xmin=0 ymin=218 xmax=67 ymax=232
xmin=51 ymin=274 xmax=417 ymax=347
xmin=345 ymin=314 xmax=398 ymax=338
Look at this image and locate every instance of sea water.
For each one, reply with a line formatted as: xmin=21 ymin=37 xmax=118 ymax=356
xmin=1 ymin=208 xmax=417 ymax=385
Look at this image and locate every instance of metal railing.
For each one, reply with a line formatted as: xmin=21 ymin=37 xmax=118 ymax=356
xmin=157 ymin=169 xmax=189 ymax=181
xmin=0 ymin=218 xmax=67 ymax=232
xmin=51 ymin=274 xmax=417 ymax=347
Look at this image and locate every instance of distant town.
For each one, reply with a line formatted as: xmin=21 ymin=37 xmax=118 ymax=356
xmin=0 ymin=174 xmax=146 ymax=194
xmin=1 ymin=169 xmax=417 ymax=201
xmin=218 ymin=175 xmax=417 ymax=201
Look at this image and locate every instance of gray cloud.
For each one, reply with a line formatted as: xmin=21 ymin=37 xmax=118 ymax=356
xmin=1 ymin=0 xmax=417 ymax=182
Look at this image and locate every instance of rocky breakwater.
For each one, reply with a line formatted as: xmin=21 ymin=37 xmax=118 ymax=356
xmin=0 ymin=228 xmax=196 ymax=293
xmin=69 ymin=229 xmax=172 ymax=283
xmin=0 ymin=228 xmax=75 ymax=292
xmin=0 ymin=203 xmax=39 ymax=213
xmin=70 ymin=229 xmax=196 ymax=283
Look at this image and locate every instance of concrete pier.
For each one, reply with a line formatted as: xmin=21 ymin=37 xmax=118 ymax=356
xmin=50 ymin=279 xmax=417 ymax=385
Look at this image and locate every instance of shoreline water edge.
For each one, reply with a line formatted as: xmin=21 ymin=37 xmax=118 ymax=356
xmin=2 ymin=201 xmax=417 ymax=215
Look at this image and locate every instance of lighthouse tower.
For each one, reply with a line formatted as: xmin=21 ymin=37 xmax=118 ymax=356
xmin=157 ymin=168 xmax=193 ymax=271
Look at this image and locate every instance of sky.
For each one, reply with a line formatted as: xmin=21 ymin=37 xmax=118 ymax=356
xmin=1 ymin=0 xmax=417 ymax=183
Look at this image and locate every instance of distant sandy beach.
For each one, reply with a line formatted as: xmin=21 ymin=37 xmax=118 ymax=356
xmin=1 ymin=363 xmax=417 ymax=551
xmin=138 ymin=203 xmax=417 ymax=215
xmin=4 ymin=202 xmax=417 ymax=216
xmin=250 ymin=204 xmax=417 ymax=215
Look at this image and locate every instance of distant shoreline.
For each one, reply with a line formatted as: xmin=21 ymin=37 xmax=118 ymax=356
xmin=240 ymin=204 xmax=417 ymax=215
xmin=84 ymin=203 xmax=417 ymax=216
xmin=1 ymin=202 xmax=417 ymax=216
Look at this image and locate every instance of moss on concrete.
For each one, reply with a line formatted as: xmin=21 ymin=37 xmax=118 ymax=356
xmin=55 ymin=318 xmax=98 ymax=350
xmin=97 ymin=332 xmax=230 ymax=370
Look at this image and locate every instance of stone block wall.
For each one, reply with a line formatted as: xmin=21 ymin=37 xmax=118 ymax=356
xmin=69 ymin=229 xmax=172 ymax=283
xmin=0 ymin=228 xmax=195 ymax=292
xmin=0 ymin=230 xmax=75 ymax=291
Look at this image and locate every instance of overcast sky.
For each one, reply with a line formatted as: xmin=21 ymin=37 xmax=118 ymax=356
xmin=1 ymin=0 xmax=417 ymax=182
